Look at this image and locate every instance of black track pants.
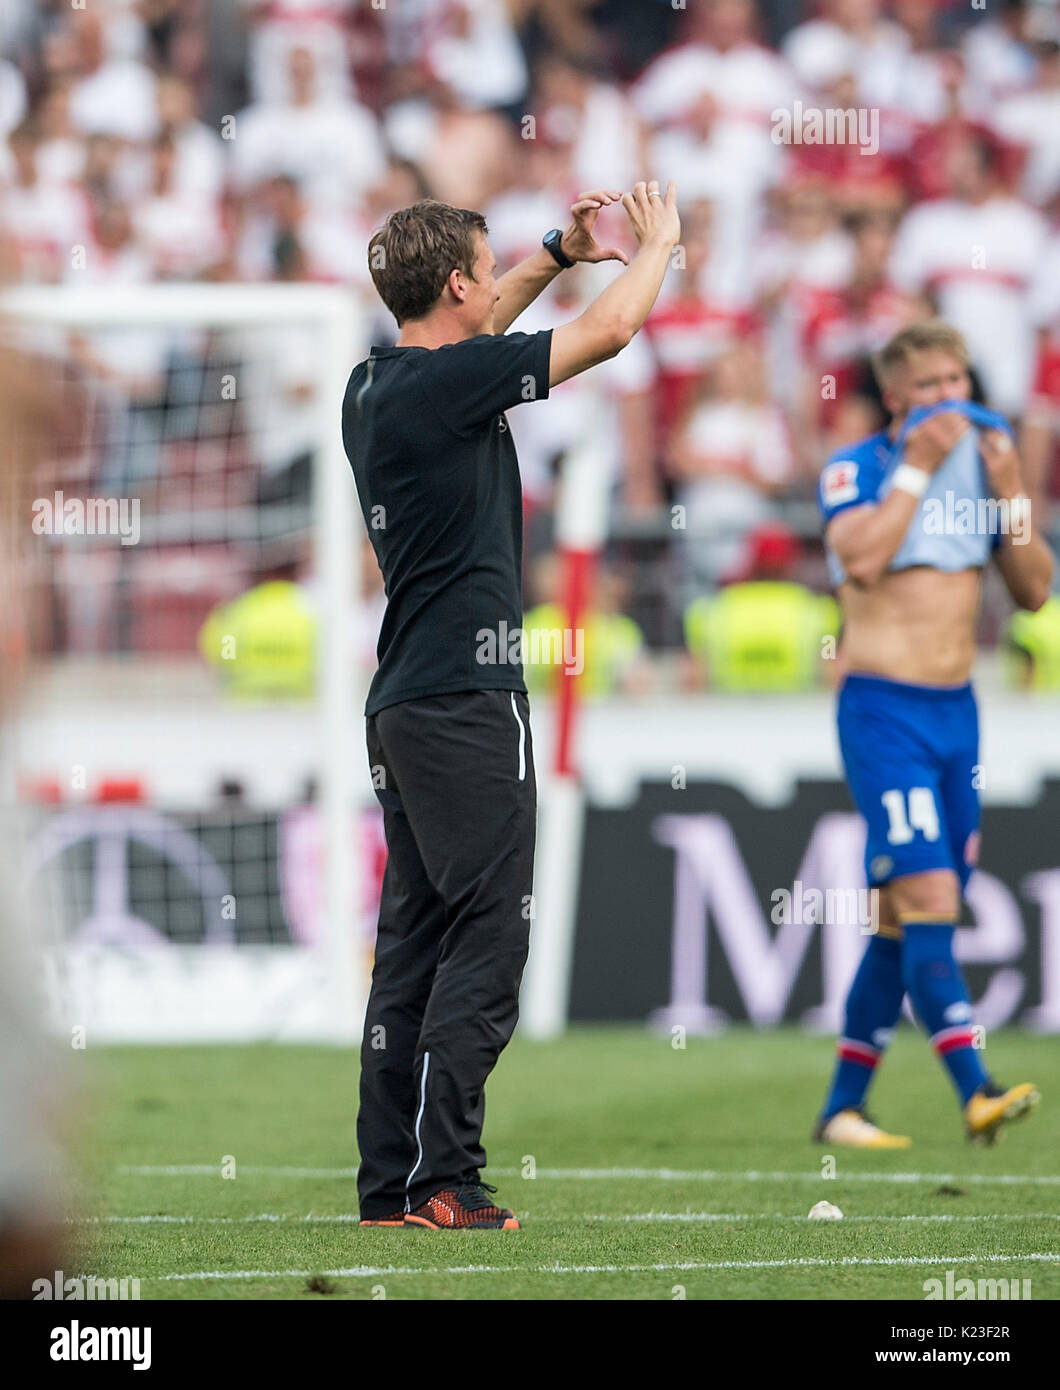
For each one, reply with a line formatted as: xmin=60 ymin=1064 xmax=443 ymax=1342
xmin=357 ymin=689 xmax=536 ymax=1216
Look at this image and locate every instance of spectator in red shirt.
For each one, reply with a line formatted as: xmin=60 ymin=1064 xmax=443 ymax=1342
xmin=797 ymin=210 xmax=920 ymax=462
xmin=907 ymin=51 xmax=1022 ymax=202
xmin=787 ymin=70 xmax=908 ymax=220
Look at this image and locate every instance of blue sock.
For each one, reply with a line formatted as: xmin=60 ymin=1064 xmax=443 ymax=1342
xmin=822 ymin=933 xmax=905 ymax=1121
xmin=901 ymin=921 xmax=988 ymax=1105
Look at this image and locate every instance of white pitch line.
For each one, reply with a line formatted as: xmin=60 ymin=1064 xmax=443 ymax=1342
xmin=589 ymin=1212 xmax=1060 ymax=1225
xmin=117 ymin=1165 xmax=360 ymax=1178
xmin=116 ymin=1164 xmax=1060 ymax=1186
xmin=66 ymin=1214 xmax=363 ymax=1226
xmin=69 ymin=1211 xmax=1060 ymax=1226
xmin=496 ymin=1168 xmax=1060 ymax=1186
xmin=148 ymin=1252 xmax=1060 ymax=1283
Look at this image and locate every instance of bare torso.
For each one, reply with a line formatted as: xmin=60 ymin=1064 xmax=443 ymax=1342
xmin=838 ymin=566 xmax=982 ymax=686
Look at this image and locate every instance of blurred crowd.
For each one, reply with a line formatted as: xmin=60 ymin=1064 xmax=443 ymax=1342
xmin=5 ymin=0 xmax=1060 ymax=686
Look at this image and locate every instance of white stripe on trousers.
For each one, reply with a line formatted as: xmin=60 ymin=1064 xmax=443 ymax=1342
xmin=510 ymin=693 xmax=526 ymax=781
xmin=405 ymin=1050 xmax=431 ymax=1209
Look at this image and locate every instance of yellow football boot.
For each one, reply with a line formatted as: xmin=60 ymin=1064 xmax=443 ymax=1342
xmin=965 ymin=1083 xmax=1040 ymax=1144
xmin=815 ymin=1108 xmax=912 ymax=1149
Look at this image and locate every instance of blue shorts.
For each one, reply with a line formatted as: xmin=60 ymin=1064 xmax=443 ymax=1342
xmin=837 ymin=673 xmax=981 ymax=891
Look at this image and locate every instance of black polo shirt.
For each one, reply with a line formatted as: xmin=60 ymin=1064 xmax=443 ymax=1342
xmin=342 ymin=329 xmax=553 ymax=716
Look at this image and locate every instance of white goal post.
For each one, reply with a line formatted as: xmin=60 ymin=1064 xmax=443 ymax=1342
xmin=4 ymin=282 xmax=368 ymax=1044
xmin=521 ymin=395 xmax=610 ymax=1040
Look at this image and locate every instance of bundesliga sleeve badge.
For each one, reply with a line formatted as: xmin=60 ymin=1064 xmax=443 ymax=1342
xmin=821 ymin=460 xmax=859 ymax=507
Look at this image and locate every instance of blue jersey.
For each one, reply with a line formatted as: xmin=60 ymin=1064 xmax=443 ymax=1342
xmin=818 ymin=401 xmax=1012 ymax=587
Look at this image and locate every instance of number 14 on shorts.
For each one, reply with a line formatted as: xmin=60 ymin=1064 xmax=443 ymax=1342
xmin=882 ymin=787 xmax=941 ymax=844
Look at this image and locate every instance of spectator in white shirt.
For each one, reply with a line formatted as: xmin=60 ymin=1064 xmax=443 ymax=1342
xmin=68 ymin=198 xmax=163 ymax=384
xmin=240 ymin=0 xmax=354 ymax=105
xmin=788 ymin=1 xmax=953 ymax=151
xmin=156 ymin=75 xmax=226 ymax=202
xmin=483 ymin=138 xmax=574 ymax=270
xmin=383 ymin=79 xmax=516 ymax=211
xmin=752 ymin=172 xmax=856 ymax=407
xmin=1020 ymin=231 xmax=1060 ymax=511
xmin=634 ymin=0 xmax=795 ymax=293
xmin=994 ymin=36 xmax=1060 ymax=208
xmin=32 ymin=82 xmax=85 ymax=188
xmin=67 ymin=198 xmax=170 ymax=494
xmin=80 ymin=131 xmax=136 ymax=207
xmin=235 ymin=173 xmax=361 ymax=284
xmin=786 ymin=1 xmax=950 ymax=152
xmin=231 ymin=44 xmax=385 ymax=209
xmin=134 ymin=135 xmax=225 ymax=280
xmin=962 ymin=0 xmax=1038 ymax=108
xmin=66 ymin=11 xmax=159 ymax=143
xmin=889 ymin=129 xmax=1048 ymax=417
xmin=424 ymin=0 xmax=528 ymax=114
xmin=0 ymin=60 xmax=27 ymax=137
xmin=505 ymin=265 xmax=656 ymax=517
xmin=783 ymin=0 xmax=907 ymax=96
xmin=534 ymin=53 xmax=646 ymax=204
xmin=636 ymin=0 xmax=799 ymax=130
xmin=647 ymin=84 xmax=784 ymax=301
xmin=2 ymin=123 xmax=90 ymax=282
xmin=670 ymin=341 xmax=795 ymax=593
xmin=237 ymin=215 xmax=329 ymax=509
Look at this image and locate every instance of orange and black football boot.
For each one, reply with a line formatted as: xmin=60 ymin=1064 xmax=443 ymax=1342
xmin=358 ymin=1211 xmax=405 ymax=1227
xmin=405 ymin=1177 xmax=519 ymax=1231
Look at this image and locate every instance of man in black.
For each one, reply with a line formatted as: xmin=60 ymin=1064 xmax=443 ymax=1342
xmin=344 ymin=182 xmax=680 ymax=1229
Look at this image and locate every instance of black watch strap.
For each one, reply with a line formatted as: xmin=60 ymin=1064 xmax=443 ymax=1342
xmin=542 ymin=228 xmax=575 ymax=270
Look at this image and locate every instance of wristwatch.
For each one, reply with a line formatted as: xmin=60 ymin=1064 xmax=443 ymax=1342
xmin=542 ymin=228 xmax=575 ymax=269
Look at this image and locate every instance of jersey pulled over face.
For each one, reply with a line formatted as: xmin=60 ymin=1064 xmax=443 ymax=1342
xmin=818 ymin=398 xmax=1013 ymax=588
xmin=342 ymin=330 xmax=552 ymax=717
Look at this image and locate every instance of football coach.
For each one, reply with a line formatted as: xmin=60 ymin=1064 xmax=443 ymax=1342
xmin=343 ymin=179 xmax=680 ymax=1230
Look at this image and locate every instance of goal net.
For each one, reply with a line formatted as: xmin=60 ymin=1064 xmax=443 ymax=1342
xmin=4 ymin=282 xmax=371 ymax=1043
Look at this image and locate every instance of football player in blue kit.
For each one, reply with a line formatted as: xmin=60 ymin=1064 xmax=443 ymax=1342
xmin=815 ymin=321 xmax=1055 ymax=1147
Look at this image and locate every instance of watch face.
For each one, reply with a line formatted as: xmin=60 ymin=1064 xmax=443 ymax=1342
xmin=545 ymin=230 xmax=569 ymax=265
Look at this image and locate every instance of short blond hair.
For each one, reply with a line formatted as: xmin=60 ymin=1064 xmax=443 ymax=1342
xmin=872 ymin=320 xmax=971 ymax=389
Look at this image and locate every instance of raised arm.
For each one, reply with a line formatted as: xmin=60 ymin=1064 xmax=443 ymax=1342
xmin=827 ymin=411 xmax=968 ymax=587
xmin=491 ymin=189 xmax=629 ymax=336
xmin=982 ymin=430 xmax=1055 ymax=612
xmin=548 ymin=180 xmax=680 ymax=387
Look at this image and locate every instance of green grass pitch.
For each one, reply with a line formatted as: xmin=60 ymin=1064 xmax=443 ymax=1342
xmin=68 ymin=1027 xmax=1059 ymax=1300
